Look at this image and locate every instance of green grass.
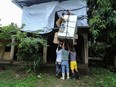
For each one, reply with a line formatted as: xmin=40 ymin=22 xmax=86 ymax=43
xmin=0 ymin=70 xmax=37 ymax=87
xmin=0 ymin=65 xmax=116 ymax=87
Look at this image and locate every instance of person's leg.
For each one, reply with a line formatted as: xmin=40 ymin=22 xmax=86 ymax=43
xmin=71 ymin=70 xmax=75 ymax=80
xmin=56 ymin=63 xmax=61 ymax=77
xmin=74 ymin=62 xmax=80 ymax=80
xmin=56 ymin=62 xmax=58 ymax=75
xmin=61 ymin=61 xmax=65 ymax=80
xmin=75 ymin=70 xmax=80 ymax=80
xmin=75 ymin=62 xmax=78 ymax=72
xmin=66 ymin=61 xmax=70 ymax=79
xmin=71 ymin=61 xmax=75 ymax=79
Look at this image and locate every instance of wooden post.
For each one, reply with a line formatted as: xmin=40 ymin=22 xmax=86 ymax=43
xmin=82 ymin=33 xmax=88 ymax=64
xmin=10 ymin=37 xmax=15 ymax=63
xmin=43 ymin=41 xmax=47 ymax=64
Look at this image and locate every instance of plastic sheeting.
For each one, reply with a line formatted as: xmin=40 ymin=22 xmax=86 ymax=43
xmin=21 ymin=0 xmax=88 ymax=34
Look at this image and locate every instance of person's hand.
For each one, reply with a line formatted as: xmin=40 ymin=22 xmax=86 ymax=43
xmin=62 ymin=41 xmax=65 ymax=48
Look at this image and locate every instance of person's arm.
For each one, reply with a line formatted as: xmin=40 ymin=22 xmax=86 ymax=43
xmin=56 ymin=18 xmax=63 ymax=27
xmin=67 ymin=44 xmax=70 ymax=51
xmin=62 ymin=41 xmax=65 ymax=49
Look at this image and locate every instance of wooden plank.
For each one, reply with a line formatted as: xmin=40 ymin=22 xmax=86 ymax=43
xmin=88 ymin=57 xmax=103 ymax=61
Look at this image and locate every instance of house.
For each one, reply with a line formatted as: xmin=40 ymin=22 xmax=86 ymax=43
xmin=0 ymin=38 xmax=16 ymax=62
xmin=0 ymin=0 xmax=89 ymax=67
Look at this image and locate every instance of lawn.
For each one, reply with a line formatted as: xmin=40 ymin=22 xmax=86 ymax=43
xmin=0 ymin=64 xmax=116 ymax=87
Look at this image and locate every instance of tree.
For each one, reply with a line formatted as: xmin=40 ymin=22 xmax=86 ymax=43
xmin=87 ymin=0 xmax=116 ymax=58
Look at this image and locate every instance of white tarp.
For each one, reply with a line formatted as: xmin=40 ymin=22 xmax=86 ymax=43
xmin=22 ymin=0 xmax=88 ymax=34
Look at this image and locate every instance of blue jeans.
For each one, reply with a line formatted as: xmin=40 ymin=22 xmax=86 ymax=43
xmin=61 ymin=60 xmax=69 ymax=74
xmin=56 ymin=62 xmax=61 ymax=76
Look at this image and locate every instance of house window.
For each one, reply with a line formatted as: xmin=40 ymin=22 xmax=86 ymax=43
xmin=5 ymin=46 xmax=11 ymax=52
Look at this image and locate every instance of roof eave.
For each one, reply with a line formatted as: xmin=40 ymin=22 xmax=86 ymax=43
xmin=12 ymin=0 xmax=23 ymax=9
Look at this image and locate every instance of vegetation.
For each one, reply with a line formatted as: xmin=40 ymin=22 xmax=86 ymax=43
xmin=17 ymin=35 xmax=46 ymax=71
xmin=0 ymin=23 xmax=47 ymax=71
xmin=0 ymin=65 xmax=116 ymax=87
xmin=88 ymin=0 xmax=116 ymax=58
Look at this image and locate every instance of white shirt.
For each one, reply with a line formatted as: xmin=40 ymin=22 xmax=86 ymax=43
xmin=56 ymin=48 xmax=62 ymax=62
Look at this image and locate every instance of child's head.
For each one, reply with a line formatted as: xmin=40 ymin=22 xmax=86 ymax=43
xmin=58 ymin=45 xmax=62 ymax=50
xmin=58 ymin=42 xmax=62 ymax=50
xmin=66 ymin=10 xmax=71 ymax=15
xmin=71 ymin=46 xmax=75 ymax=52
xmin=63 ymin=41 xmax=69 ymax=50
xmin=62 ymin=13 xmax=65 ymax=16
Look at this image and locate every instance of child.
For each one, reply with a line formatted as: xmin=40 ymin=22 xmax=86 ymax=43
xmin=61 ymin=41 xmax=70 ymax=80
xmin=55 ymin=42 xmax=62 ymax=78
xmin=69 ymin=47 xmax=79 ymax=80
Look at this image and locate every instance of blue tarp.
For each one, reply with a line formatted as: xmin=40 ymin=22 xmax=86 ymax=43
xmin=12 ymin=0 xmax=67 ymax=7
xmin=12 ymin=0 xmax=88 ymax=34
